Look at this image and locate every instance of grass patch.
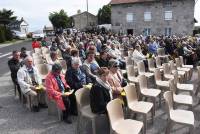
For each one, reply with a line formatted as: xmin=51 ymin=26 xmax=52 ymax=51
xmin=0 ymin=39 xmax=20 ymax=45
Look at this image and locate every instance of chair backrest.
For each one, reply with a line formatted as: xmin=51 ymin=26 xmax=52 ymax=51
xmin=179 ymin=56 xmax=184 ymax=66
xmin=34 ymin=48 xmax=42 ymax=54
xmin=35 ymin=64 xmax=49 ymax=76
xmin=155 ymin=57 xmax=162 ymax=67
xmin=163 ymin=91 xmax=174 ymax=118
xmin=34 ymin=59 xmax=44 ymax=65
xmin=175 ymin=58 xmax=181 ymax=68
xmin=57 ymin=50 xmax=62 ymax=59
xmin=75 ymin=88 xmax=90 ymax=111
xmin=127 ymin=65 xmax=135 ymax=77
xmin=163 ymin=63 xmax=170 ymax=75
xmin=128 ymin=50 xmax=133 ymax=57
xmin=173 ymin=70 xmax=179 ymax=84
xmin=106 ymin=99 xmax=124 ymax=129
xmin=148 ymin=58 xmax=155 ymax=69
xmin=32 ymin=53 xmax=42 ymax=59
xmin=197 ymin=66 xmax=200 ymax=80
xmin=59 ymin=60 xmax=67 ymax=71
xmin=138 ymin=75 xmax=147 ymax=89
xmin=157 ymin=48 xmax=164 ymax=56
xmin=124 ymin=85 xmax=138 ymax=107
xmin=154 ymin=68 xmax=162 ymax=81
xmin=169 ymin=60 xmax=176 ymax=72
xmin=46 ymin=55 xmax=53 ymax=64
xmin=125 ymin=56 xmax=133 ymax=66
xmin=137 ymin=61 xmax=145 ymax=74
xmin=169 ymin=79 xmax=177 ymax=93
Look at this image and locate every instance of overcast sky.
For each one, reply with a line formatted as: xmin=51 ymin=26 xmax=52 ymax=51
xmin=0 ymin=0 xmax=199 ymax=32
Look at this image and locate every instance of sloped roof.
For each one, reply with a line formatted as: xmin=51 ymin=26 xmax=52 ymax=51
xmin=70 ymin=11 xmax=96 ymax=18
xmin=110 ymin=0 xmax=156 ymax=5
xmin=8 ymin=18 xmax=28 ymax=26
xmin=8 ymin=20 xmax=23 ymax=26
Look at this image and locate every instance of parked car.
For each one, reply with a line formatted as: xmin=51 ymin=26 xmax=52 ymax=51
xmin=32 ymin=30 xmax=44 ymax=39
xmin=12 ymin=30 xmax=27 ymax=39
xmin=46 ymin=31 xmax=55 ymax=36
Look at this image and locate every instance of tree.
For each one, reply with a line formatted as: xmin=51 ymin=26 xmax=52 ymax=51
xmin=97 ymin=5 xmax=111 ymax=25
xmin=49 ymin=9 xmax=72 ymax=31
xmin=0 ymin=9 xmax=17 ymax=26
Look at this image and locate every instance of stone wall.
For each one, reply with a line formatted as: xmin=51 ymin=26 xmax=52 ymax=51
xmin=111 ymin=0 xmax=195 ymax=36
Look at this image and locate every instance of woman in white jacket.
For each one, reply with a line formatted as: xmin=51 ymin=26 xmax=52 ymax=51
xmin=17 ymin=56 xmax=46 ymax=112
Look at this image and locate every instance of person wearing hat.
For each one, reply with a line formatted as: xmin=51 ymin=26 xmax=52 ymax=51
xmin=107 ymin=59 xmax=126 ymax=99
xmin=90 ymin=67 xmax=112 ymax=114
xmin=45 ymin=63 xmax=72 ymax=124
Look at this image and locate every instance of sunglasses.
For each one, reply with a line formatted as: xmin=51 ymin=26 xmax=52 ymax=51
xmin=113 ymin=65 xmax=119 ymax=68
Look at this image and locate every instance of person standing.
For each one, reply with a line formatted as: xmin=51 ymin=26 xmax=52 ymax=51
xmin=8 ymin=50 xmax=22 ymax=100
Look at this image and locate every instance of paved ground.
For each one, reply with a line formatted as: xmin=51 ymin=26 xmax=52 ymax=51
xmin=0 ymin=41 xmax=200 ymax=134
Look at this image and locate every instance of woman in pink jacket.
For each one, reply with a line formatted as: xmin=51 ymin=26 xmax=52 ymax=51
xmin=45 ymin=63 xmax=72 ymax=124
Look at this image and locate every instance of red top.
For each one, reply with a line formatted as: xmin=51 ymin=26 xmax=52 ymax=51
xmin=45 ymin=72 xmax=70 ymax=110
xmin=32 ymin=41 xmax=41 ymax=49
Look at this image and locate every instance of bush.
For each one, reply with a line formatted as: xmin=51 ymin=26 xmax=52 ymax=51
xmin=4 ymin=28 xmax=13 ymax=41
xmin=0 ymin=26 xmax=6 ymax=43
xmin=27 ymin=32 xmax=32 ymax=38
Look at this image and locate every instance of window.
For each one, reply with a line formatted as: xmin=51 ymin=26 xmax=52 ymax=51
xmin=165 ymin=28 xmax=172 ymax=36
xmin=164 ymin=11 xmax=172 ymax=20
xmin=144 ymin=12 xmax=151 ymax=21
xmin=144 ymin=28 xmax=151 ymax=36
xmin=126 ymin=13 xmax=134 ymax=23
xmin=163 ymin=0 xmax=172 ymax=7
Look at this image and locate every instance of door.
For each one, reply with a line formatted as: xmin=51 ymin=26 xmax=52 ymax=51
xmin=127 ymin=29 xmax=133 ymax=35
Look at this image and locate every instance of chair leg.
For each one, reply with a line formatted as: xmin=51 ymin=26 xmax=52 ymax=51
xmin=159 ymin=93 xmax=162 ymax=107
xmin=165 ymin=120 xmax=172 ymax=134
xmin=75 ymin=116 xmax=79 ymax=134
xmin=143 ymin=115 xmax=147 ymax=134
xmin=91 ymin=119 xmax=96 ymax=134
xmin=189 ymin=126 xmax=194 ymax=134
xmin=153 ymin=98 xmax=156 ymax=116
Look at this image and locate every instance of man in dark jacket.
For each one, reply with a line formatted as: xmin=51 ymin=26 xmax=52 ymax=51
xmin=8 ymin=50 xmax=22 ymax=99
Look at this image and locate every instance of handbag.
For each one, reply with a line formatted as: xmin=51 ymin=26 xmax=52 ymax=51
xmin=121 ymin=78 xmax=128 ymax=87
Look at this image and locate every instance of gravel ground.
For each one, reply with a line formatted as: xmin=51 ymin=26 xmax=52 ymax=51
xmin=0 ymin=70 xmax=200 ymax=134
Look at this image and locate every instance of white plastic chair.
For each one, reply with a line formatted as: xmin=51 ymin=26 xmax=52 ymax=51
xmin=163 ymin=91 xmax=194 ymax=134
xmin=124 ymin=85 xmax=154 ymax=134
xmin=107 ymin=99 xmax=144 ymax=134
xmin=137 ymin=61 xmax=154 ymax=78
xmin=138 ymin=75 xmax=161 ymax=115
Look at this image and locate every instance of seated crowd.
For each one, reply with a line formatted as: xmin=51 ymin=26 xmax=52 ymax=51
xmin=7 ymin=32 xmax=200 ymax=133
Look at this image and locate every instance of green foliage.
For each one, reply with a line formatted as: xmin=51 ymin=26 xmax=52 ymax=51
xmin=49 ymin=9 xmax=72 ymax=30
xmin=0 ymin=26 xmax=6 ymax=43
xmin=5 ymin=28 xmax=13 ymax=41
xmin=0 ymin=8 xmax=17 ymax=26
xmin=97 ymin=5 xmax=111 ymax=25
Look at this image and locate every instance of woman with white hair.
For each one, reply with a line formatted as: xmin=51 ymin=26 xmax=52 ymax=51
xmin=65 ymin=57 xmax=87 ymax=115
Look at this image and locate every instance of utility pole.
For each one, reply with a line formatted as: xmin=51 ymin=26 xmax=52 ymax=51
xmin=86 ymin=0 xmax=89 ymax=27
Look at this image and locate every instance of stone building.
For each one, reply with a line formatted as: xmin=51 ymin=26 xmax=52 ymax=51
xmin=71 ymin=11 xmax=97 ymax=31
xmin=111 ymin=0 xmax=196 ymax=36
